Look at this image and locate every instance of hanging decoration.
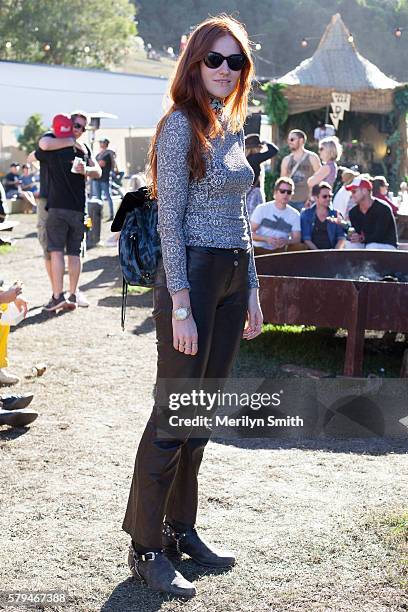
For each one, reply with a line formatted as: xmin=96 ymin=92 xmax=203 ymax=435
xmin=330 ymin=92 xmax=351 ymax=130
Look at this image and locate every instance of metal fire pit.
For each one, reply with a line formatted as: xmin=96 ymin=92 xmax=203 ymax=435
xmin=255 ymin=250 xmax=408 ymax=376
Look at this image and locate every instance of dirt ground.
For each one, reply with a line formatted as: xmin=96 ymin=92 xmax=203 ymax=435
xmin=1 ymin=215 xmax=407 ymax=612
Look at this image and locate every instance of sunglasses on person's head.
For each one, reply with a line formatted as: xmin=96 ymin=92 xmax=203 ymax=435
xmin=203 ymin=51 xmax=247 ymax=71
xmin=73 ymin=122 xmax=86 ymax=131
xmin=278 ymin=188 xmax=292 ymax=195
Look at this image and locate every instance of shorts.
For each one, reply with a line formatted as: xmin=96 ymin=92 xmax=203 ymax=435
xmin=46 ymin=208 xmax=85 ymax=257
xmin=36 ymin=198 xmax=50 ymax=259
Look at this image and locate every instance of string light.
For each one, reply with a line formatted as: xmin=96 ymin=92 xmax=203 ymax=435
xmin=299 ymin=27 xmax=402 ymax=49
xmin=43 ymin=43 xmax=51 ymax=52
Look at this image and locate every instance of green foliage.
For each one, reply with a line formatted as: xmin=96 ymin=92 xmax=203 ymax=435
xmin=261 ymin=83 xmax=289 ymax=126
xmin=383 ymin=86 xmax=408 ymax=189
xmin=133 ymin=0 xmax=408 ymax=81
xmin=236 ymin=324 xmax=404 ymax=378
xmin=0 ymin=0 xmax=137 ymax=68
xmin=17 ymin=114 xmax=46 ymax=154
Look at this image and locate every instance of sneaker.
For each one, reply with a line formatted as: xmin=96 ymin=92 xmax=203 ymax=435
xmin=0 ymin=408 xmax=38 ymax=427
xmin=43 ymin=293 xmax=75 ymax=312
xmin=68 ymin=291 xmax=89 ymax=308
xmin=0 ymin=369 xmax=20 ymax=386
xmin=1 ymin=393 xmax=34 ymax=410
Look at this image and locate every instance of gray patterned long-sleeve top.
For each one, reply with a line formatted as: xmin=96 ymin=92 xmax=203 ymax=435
xmin=156 ymin=110 xmax=259 ymax=296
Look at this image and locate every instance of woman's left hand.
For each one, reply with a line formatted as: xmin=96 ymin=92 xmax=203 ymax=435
xmin=243 ymin=288 xmax=263 ymax=340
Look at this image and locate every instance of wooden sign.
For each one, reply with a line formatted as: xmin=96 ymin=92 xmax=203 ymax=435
xmin=330 ymin=92 xmax=351 ymax=130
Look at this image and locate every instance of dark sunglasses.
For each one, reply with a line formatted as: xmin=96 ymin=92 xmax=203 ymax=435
xmin=278 ymin=188 xmax=292 ymax=195
xmin=320 ymin=194 xmax=332 ymax=199
xmin=203 ymin=51 xmax=247 ymax=71
xmin=73 ymin=122 xmax=86 ymax=131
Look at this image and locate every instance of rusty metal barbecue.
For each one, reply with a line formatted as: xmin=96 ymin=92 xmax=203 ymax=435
xmin=255 ymin=250 xmax=408 ymax=377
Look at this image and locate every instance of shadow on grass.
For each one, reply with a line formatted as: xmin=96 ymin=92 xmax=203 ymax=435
xmin=80 ymin=254 xmax=121 ymax=291
xmin=235 ymin=325 xmax=406 ymax=378
xmin=9 ymin=304 xmax=75 ymax=330
xmin=212 ymin=436 xmax=408 ymax=455
xmin=98 ymin=292 xmax=153 ymax=310
xmin=100 ymin=576 xmax=188 ymax=611
xmin=0 ymin=426 xmax=30 ymax=440
xmin=101 ymin=561 xmax=231 ymax=611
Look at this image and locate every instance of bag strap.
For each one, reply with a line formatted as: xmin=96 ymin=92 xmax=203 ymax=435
xmin=121 ymin=277 xmax=128 ymax=331
xmin=289 ymin=152 xmax=308 ymax=178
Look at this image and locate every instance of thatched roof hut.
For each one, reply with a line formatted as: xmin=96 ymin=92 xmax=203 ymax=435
xmin=276 ymin=13 xmax=401 ymax=115
xmin=258 ymin=13 xmax=408 ymax=184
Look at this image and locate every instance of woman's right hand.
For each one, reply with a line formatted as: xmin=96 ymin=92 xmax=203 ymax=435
xmin=172 ymin=316 xmax=198 ymax=356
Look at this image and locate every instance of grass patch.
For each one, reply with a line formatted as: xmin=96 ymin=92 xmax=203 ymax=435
xmin=380 ymin=513 xmax=408 ymax=590
xmin=387 ymin=513 xmax=408 ymax=542
xmin=234 ymin=324 xmax=405 ymax=378
xmin=0 ymin=244 xmax=15 ymax=255
xmin=114 ymin=285 xmax=152 ymax=295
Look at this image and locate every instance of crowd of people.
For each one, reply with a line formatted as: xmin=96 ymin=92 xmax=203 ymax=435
xmin=1 ymin=10 xmax=408 ymax=601
xmin=246 ymin=127 xmax=404 ymax=254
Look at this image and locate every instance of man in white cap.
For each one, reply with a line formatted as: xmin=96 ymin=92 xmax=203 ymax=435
xmin=346 ymin=175 xmax=398 ymax=250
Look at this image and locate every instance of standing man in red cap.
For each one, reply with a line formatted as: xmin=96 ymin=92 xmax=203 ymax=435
xmin=34 ymin=111 xmax=101 ymax=311
xmin=346 ymin=175 xmax=398 ymax=250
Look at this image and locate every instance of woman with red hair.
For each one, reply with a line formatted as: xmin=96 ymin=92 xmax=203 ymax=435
xmin=122 ymin=14 xmax=263 ymax=598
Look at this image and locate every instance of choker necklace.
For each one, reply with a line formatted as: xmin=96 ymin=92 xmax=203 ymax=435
xmin=209 ymin=96 xmax=225 ymax=115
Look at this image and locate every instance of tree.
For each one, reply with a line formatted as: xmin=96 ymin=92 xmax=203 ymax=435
xmin=0 ymin=0 xmax=137 ymax=69
xmin=132 ymin=0 xmax=408 ymax=81
xmin=17 ymin=114 xmax=46 ymax=154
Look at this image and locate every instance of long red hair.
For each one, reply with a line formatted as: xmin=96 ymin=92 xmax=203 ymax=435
xmin=148 ymin=14 xmax=254 ymax=198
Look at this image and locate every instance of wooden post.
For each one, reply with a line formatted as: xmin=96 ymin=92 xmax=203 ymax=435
xmin=344 ymin=284 xmax=369 ymax=377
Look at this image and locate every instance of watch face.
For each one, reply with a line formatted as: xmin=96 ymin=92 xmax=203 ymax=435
xmin=174 ymin=307 xmax=188 ymax=321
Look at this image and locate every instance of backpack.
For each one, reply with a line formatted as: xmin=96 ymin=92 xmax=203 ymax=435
xmin=115 ymin=187 xmax=161 ymax=329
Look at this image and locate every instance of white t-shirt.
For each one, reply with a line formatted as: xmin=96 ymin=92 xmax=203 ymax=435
xmin=250 ymin=200 xmax=301 ymax=249
xmin=333 ymin=186 xmax=353 ymax=219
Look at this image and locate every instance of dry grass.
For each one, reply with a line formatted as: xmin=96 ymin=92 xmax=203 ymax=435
xmin=1 ymin=215 xmax=407 ymax=611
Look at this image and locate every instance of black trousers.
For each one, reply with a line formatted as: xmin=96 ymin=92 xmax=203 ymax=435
xmin=122 ymin=246 xmax=249 ymax=548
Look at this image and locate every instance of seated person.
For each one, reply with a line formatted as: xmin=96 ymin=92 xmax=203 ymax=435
xmin=21 ymin=164 xmax=39 ymax=196
xmin=20 ymin=164 xmax=38 ymax=212
xmin=372 ymin=176 xmax=398 ymax=215
xmin=301 ymin=182 xmax=346 ymax=250
xmin=346 ymin=176 xmax=398 ymax=250
xmin=4 ymin=162 xmax=21 ymax=199
xmin=332 ymin=168 xmax=358 ymax=220
xmin=4 ymin=162 xmax=37 ymax=212
xmin=250 ymin=177 xmax=301 ymax=253
xmin=0 ymin=282 xmax=28 ymax=386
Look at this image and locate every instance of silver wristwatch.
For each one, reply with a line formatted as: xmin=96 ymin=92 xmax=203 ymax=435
xmin=172 ymin=306 xmax=191 ymax=321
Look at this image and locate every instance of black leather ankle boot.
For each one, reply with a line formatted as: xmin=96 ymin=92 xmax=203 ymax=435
xmin=127 ymin=544 xmax=196 ymax=598
xmin=162 ymin=522 xmax=236 ymax=568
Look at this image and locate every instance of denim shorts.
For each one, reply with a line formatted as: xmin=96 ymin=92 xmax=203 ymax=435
xmin=46 ymin=208 xmax=84 ymax=256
